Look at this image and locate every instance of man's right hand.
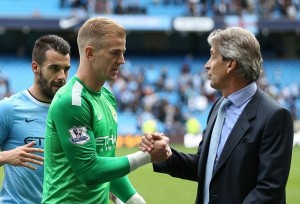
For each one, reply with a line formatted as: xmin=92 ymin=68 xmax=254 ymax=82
xmin=0 ymin=141 xmax=44 ymax=170
xmin=138 ymin=132 xmax=172 ymax=163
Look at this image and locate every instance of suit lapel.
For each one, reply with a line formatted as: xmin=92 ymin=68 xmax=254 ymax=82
xmin=201 ymin=98 xmax=223 ymax=157
xmin=197 ymin=97 xmax=223 ymax=199
xmin=197 ymin=98 xmax=222 ymax=181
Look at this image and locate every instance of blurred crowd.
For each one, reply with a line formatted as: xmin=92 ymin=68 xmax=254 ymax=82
xmin=0 ymin=73 xmax=13 ymax=100
xmin=103 ymin=55 xmax=300 ymax=136
xmin=1 ymin=55 xmax=299 ymax=136
xmin=104 ymin=56 xmax=209 ymax=136
xmin=61 ymin=0 xmax=300 ymax=19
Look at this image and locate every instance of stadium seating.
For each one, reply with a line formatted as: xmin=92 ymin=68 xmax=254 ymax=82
xmin=1 ymin=55 xmax=299 ymax=135
xmin=0 ymin=0 xmax=71 ymax=17
xmin=0 ymin=0 xmax=184 ymax=18
xmin=1 ymin=0 xmax=300 ymax=20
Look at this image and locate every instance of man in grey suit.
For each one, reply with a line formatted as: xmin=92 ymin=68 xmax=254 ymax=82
xmin=139 ymin=27 xmax=294 ymax=204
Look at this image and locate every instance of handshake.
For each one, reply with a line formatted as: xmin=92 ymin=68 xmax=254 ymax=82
xmin=112 ymin=132 xmax=172 ymax=204
xmin=138 ymin=132 xmax=172 ymax=163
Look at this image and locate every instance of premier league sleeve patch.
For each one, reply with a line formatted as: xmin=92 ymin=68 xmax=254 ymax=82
xmin=68 ymin=126 xmax=90 ymax=145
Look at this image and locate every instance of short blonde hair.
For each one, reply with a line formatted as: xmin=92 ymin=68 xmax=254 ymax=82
xmin=77 ymin=17 xmax=126 ymax=53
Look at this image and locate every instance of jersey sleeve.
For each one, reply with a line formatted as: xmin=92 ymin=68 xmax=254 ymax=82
xmin=0 ymin=99 xmax=13 ymax=145
xmin=51 ymin=95 xmax=131 ymax=186
xmin=110 ymin=175 xmax=136 ymax=202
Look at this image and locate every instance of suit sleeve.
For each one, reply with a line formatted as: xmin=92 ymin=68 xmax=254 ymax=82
xmin=153 ymin=99 xmax=219 ymax=182
xmin=153 ymin=146 xmax=200 ymax=182
xmin=243 ymin=108 xmax=294 ymax=203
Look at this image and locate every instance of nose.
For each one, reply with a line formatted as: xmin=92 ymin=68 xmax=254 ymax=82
xmin=118 ymin=54 xmax=125 ymax=65
xmin=57 ymin=68 xmax=68 ymax=81
xmin=204 ymin=59 xmax=210 ymax=70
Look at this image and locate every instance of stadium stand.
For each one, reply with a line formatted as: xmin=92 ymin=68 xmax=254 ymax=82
xmin=0 ymin=0 xmax=300 ymax=19
xmin=1 ymin=55 xmax=300 ymax=136
xmin=0 ymin=0 xmax=71 ymax=17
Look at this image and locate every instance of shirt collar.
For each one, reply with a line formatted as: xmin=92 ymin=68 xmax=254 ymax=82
xmin=228 ymin=82 xmax=257 ymax=108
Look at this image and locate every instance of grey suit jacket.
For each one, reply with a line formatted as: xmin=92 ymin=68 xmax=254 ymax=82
xmin=154 ymin=88 xmax=294 ymax=204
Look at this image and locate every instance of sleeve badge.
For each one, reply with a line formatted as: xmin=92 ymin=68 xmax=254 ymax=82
xmin=68 ymin=126 xmax=90 ymax=145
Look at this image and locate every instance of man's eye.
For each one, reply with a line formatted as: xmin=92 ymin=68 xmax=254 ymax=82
xmin=50 ymin=66 xmax=59 ymax=71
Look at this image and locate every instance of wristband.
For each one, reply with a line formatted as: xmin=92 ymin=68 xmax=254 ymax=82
xmin=127 ymin=151 xmax=151 ymax=172
xmin=126 ymin=193 xmax=146 ymax=204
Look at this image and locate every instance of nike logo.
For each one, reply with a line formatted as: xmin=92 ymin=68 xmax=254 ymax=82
xmin=59 ymin=17 xmax=80 ymax=29
xmin=25 ymin=118 xmax=38 ymax=123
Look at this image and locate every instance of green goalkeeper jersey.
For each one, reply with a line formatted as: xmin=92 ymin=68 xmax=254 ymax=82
xmin=42 ymin=76 xmax=136 ymax=204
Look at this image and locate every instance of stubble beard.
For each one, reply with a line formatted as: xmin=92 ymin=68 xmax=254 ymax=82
xmin=37 ymin=72 xmax=56 ymax=100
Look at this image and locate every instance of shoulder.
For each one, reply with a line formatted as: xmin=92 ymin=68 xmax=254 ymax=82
xmin=256 ymin=89 xmax=284 ymax=111
xmin=0 ymin=91 xmax=26 ymax=125
xmin=53 ymin=78 xmax=81 ymax=105
xmin=0 ymin=91 xmax=26 ymax=111
xmin=250 ymin=89 xmax=292 ymax=120
xmin=51 ymin=79 xmax=93 ymax=114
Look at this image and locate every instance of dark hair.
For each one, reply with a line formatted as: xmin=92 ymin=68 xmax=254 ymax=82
xmin=32 ymin=35 xmax=71 ymax=65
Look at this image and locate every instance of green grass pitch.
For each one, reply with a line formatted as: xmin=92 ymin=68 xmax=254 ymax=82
xmin=1 ymin=145 xmax=300 ymax=203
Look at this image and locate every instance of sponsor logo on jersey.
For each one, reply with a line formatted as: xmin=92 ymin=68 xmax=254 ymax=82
xmin=68 ymin=126 xmax=90 ymax=145
xmin=95 ymin=135 xmax=117 ymax=151
xmin=24 ymin=136 xmax=44 ymax=147
xmin=97 ymin=114 xmax=102 ymax=121
xmin=25 ymin=118 xmax=38 ymax=123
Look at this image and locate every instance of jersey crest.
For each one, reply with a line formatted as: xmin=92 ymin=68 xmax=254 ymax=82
xmin=68 ymin=126 xmax=90 ymax=145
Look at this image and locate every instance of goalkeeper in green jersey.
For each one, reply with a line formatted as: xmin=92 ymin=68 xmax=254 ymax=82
xmin=41 ymin=17 xmax=172 ymax=204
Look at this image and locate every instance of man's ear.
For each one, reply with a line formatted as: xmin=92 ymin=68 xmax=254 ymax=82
xmin=227 ymin=59 xmax=237 ymax=73
xmin=32 ymin=61 xmax=40 ymax=73
xmin=85 ymin=46 xmax=95 ymax=61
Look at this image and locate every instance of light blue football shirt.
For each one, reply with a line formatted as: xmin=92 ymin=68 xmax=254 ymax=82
xmin=0 ymin=90 xmax=49 ymax=204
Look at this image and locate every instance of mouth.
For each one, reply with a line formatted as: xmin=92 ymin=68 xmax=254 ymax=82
xmin=111 ymin=68 xmax=119 ymax=74
xmin=52 ymin=84 xmax=64 ymax=89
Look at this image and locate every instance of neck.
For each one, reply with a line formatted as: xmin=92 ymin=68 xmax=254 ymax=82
xmin=76 ymin=66 xmax=104 ymax=92
xmin=28 ymin=85 xmax=52 ymax=103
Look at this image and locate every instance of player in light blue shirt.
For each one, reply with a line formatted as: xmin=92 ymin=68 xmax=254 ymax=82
xmin=0 ymin=35 xmax=71 ymax=203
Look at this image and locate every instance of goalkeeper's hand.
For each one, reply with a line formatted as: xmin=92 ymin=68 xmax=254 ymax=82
xmin=125 ymin=193 xmax=146 ymax=204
